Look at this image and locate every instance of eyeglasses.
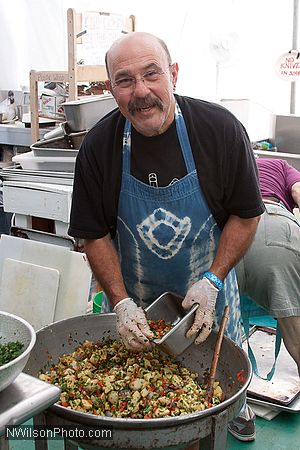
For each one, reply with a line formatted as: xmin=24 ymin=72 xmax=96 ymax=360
xmin=111 ymin=66 xmax=172 ymax=91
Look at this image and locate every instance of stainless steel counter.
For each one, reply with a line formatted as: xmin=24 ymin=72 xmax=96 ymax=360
xmin=0 ymin=372 xmax=60 ymax=436
xmin=0 ymin=123 xmax=52 ymax=147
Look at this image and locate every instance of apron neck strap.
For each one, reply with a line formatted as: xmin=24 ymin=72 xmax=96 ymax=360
xmin=122 ymin=120 xmax=132 ymax=175
xmin=174 ymin=103 xmax=196 ymax=173
xmin=122 ymin=103 xmax=196 ymax=175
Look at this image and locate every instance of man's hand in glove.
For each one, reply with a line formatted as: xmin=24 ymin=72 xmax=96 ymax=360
xmin=182 ymin=278 xmax=219 ymax=344
xmin=113 ymin=298 xmax=154 ymax=351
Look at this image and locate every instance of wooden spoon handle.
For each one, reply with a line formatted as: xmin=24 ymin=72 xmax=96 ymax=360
xmin=208 ymin=305 xmax=230 ymax=392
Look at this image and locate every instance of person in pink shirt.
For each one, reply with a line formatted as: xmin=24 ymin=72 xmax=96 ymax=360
xmin=236 ymin=158 xmax=300 ymax=375
xmin=257 ymin=158 xmax=300 ymax=211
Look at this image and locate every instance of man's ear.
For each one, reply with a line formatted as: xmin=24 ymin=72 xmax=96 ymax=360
xmin=105 ymin=79 xmax=112 ymax=92
xmin=171 ymin=62 xmax=179 ymax=89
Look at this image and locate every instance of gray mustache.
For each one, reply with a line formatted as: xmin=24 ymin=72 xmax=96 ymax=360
xmin=128 ymin=95 xmax=164 ymax=114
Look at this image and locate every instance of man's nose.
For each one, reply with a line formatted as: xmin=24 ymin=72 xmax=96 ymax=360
xmin=132 ymin=77 xmax=151 ymax=94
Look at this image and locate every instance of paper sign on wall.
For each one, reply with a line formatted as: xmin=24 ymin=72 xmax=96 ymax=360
xmin=275 ymin=50 xmax=300 ymax=81
xmin=81 ymin=12 xmax=125 ymax=66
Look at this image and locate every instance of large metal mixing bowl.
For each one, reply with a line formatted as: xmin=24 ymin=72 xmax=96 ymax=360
xmin=25 ymin=313 xmax=251 ymax=450
xmin=0 ymin=311 xmax=36 ymax=393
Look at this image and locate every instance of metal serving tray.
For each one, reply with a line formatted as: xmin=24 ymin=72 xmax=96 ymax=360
xmin=30 ymin=130 xmax=86 ymax=157
xmin=1 ymin=167 xmax=74 ymax=185
xmin=145 ymin=292 xmax=198 ymax=356
xmin=63 ymin=95 xmax=117 ymax=132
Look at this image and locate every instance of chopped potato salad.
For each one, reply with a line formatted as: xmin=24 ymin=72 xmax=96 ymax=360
xmin=39 ymin=340 xmax=223 ymax=418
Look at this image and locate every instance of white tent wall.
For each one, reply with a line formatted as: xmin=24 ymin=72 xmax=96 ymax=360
xmin=0 ymin=0 xmax=66 ymax=90
xmin=0 ymin=0 xmax=297 ymax=115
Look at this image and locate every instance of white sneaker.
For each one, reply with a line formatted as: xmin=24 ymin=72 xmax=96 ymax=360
xmin=228 ymin=404 xmax=256 ymax=442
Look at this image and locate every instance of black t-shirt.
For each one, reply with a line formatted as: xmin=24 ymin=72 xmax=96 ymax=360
xmin=131 ymin=121 xmax=186 ymax=187
xmin=68 ymin=95 xmax=265 ymax=239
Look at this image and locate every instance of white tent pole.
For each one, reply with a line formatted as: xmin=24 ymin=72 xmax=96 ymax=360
xmin=290 ymin=0 xmax=299 ymax=114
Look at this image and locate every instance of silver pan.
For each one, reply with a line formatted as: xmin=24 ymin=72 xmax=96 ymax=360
xmin=25 ymin=313 xmax=251 ymax=450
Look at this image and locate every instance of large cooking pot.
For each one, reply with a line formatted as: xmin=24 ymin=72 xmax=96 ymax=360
xmin=25 ymin=313 xmax=251 ymax=450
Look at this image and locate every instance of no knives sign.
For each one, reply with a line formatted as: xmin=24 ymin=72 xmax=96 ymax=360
xmin=275 ymin=50 xmax=300 ymax=81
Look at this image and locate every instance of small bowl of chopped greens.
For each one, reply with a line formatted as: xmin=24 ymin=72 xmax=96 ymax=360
xmin=0 ymin=311 xmax=36 ymax=392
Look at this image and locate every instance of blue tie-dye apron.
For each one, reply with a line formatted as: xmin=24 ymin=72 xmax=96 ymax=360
xmin=113 ymin=103 xmax=242 ymax=345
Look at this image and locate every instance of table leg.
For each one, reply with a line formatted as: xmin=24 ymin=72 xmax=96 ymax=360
xmin=200 ymin=409 xmax=229 ymax=450
xmin=64 ymin=440 xmax=78 ymax=450
xmin=185 ymin=441 xmax=200 ymax=450
xmin=33 ymin=413 xmax=48 ymax=450
xmin=0 ymin=435 xmax=9 ymax=450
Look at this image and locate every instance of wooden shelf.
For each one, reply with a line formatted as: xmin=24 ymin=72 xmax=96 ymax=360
xmin=30 ymin=8 xmax=135 ymax=143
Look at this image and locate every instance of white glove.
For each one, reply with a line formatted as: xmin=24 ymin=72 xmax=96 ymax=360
xmin=182 ymin=277 xmax=219 ymax=344
xmin=113 ymin=298 xmax=154 ymax=351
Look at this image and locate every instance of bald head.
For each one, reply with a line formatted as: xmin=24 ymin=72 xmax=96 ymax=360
xmin=105 ymin=32 xmax=172 ymax=79
xmin=104 ymin=31 xmax=178 ymax=136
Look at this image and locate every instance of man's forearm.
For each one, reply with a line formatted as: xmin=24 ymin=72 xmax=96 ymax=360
xmin=291 ymin=181 xmax=300 ymax=209
xmin=209 ymin=214 xmax=260 ymax=281
xmin=84 ymin=235 xmax=128 ymax=308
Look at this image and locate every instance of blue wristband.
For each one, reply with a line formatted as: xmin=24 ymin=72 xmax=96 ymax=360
xmin=203 ymin=271 xmax=224 ymax=290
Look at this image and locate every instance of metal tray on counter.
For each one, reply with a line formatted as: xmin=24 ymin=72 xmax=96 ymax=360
xmin=145 ymin=292 xmax=198 ymax=357
xmin=242 ymin=326 xmax=300 ymax=410
xmin=248 ymin=391 xmax=300 ymax=413
xmin=63 ymin=94 xmax=117 ymax=132
xmin=0 ymin=166 xmax=74 ymax=185
xmin=31 ymin=136 xmax=83 ymax=157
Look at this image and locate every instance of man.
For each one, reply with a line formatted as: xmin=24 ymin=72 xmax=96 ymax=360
xmin=68 ymin=32 xmax=264 ymax=443
xmin=236 ymin=158 xmax=300 ymax=376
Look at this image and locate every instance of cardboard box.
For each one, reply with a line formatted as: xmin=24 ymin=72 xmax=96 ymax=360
xmin=41 ymin=94 xmax=65 ymax=119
